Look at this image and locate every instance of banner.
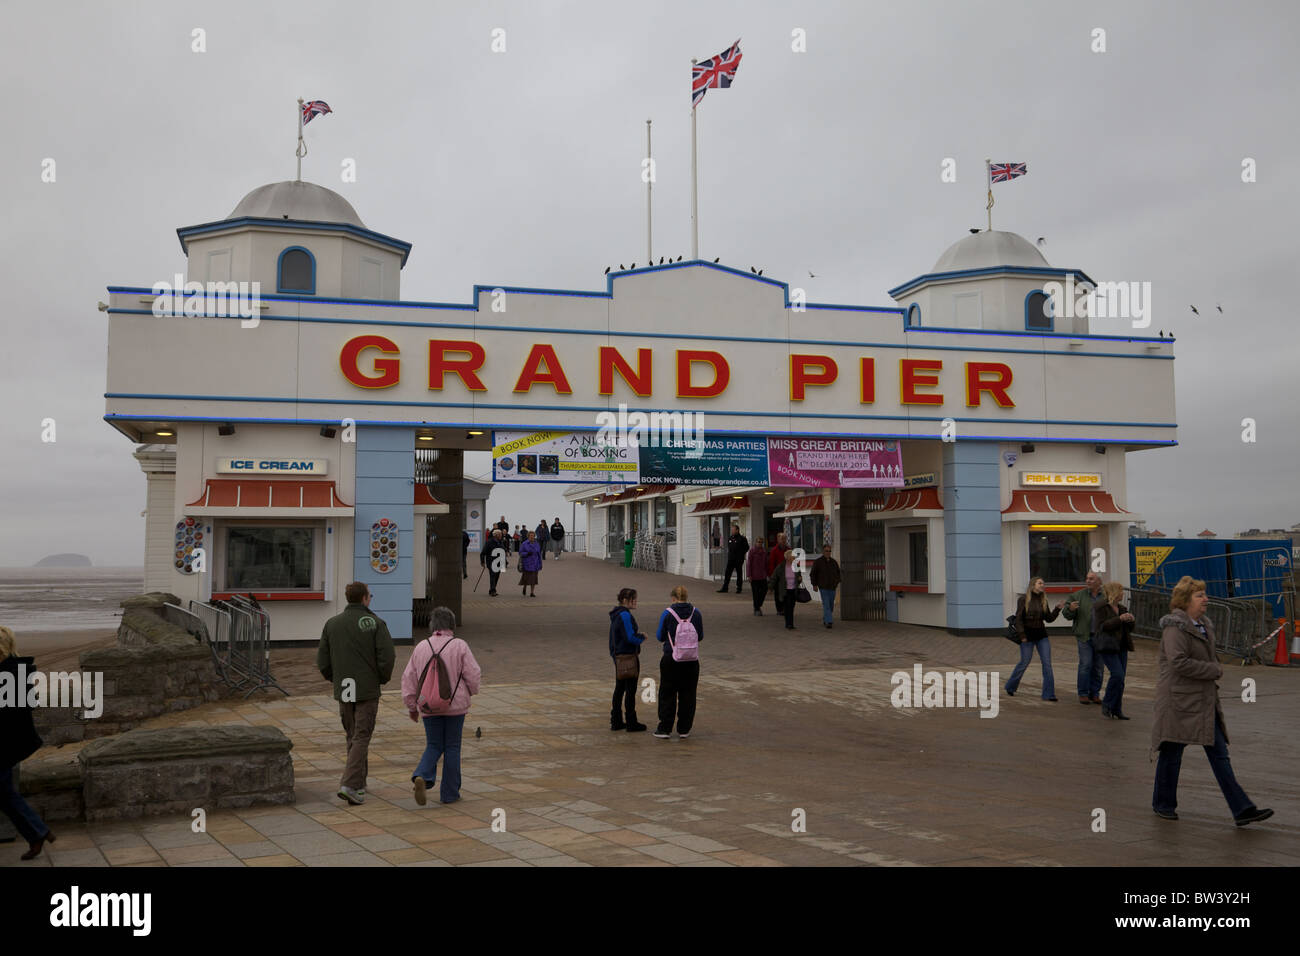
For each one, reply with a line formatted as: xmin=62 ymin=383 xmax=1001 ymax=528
xmin=638 ymin=438 xmax=770 ymax=486
xmin=766 ymin=438 xmax=903 ymax=488
xmin=493 ymin=431 xmax=638 ymax=483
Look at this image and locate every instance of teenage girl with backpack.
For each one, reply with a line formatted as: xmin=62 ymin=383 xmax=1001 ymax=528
xmin=654 ymin=585 xmax=704 ymax=739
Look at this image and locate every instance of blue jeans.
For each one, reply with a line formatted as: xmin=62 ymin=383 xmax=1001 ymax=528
xmin=1005 ymin=636 xmax=1055 ymax=699
xmin=413 ymin=714 xmax=466 ymax=803
xmin=0 ymin=765 xmax=49 ymax=844
xmin=1076 ymin=639 xmax=1104 ymax=698
xmin=1153 ymin=718 xmax=1254 ymax=818
xmin=819 ymin=588 xmax=836 ymax=625
xmin=1100 ymin=648 xmax=1127 ymax=712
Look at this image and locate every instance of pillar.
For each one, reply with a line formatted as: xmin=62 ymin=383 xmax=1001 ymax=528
xmin=354 ymin=427 xmax=414 ymax=641
xmin=943 ymin=441 xmax=1004 ymax=635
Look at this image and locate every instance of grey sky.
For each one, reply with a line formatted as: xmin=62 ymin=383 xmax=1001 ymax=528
xmin=1 ymin=0 xmax=1297 ymax=565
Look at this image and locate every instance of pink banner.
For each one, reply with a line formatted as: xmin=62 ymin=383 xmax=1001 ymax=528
xmin=766 ymin=438 xmax=903 ymax=487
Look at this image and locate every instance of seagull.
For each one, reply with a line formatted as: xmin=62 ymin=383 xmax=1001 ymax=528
xmin=1216 ymin=304 xmax=1223 ymax=313
xmin=604 ymin=266 xmax=610 ymax=275
xmin=808 ymin=270 xmax=817 ymax=278
xmin=475 ymin=727 xmax=482 ymax=739
xmin=1190 ymin=305 xmax=1199 ymax=315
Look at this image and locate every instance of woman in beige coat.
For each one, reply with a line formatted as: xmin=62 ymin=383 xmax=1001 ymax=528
xmin=1150 ymin=576 xmax=1272 ymax=826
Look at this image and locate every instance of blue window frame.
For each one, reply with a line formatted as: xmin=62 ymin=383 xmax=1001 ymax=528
xmin=277 ymin=246 xmax=316 ymax=294
xmin=1024 ymin=290 xmax=1053 ymax=331
xmin=906 ymin=303 xmax=921 ymax=328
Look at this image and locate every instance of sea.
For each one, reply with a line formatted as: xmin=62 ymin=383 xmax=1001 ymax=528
xmin=0 ymin=567 xmax=144 ymax=634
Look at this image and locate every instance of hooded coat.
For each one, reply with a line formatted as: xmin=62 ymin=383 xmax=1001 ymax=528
xmin=1150 ymin=609 xmax=1226 ymax=750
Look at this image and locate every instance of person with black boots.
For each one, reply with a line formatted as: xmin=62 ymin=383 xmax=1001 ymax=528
xmin=480 ymin=529 xmax=508 ymax=596
xmin=0 ymin=626 xmax=56 ymax=860
xmin=608 ymin=588 xmax=647 ymax=732
xmin=718 ymin=523 xmax=749 ymax=593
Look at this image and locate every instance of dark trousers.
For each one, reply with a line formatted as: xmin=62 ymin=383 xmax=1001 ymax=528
xmin=1153 ymin=718 xmax=1254 ymax=818
xmin=0 ymin=765 xmax=49 ymax=844
xmin=1100 ymin=648 xmax=1127 ymax=713
xmin=782 ymin=590 xmax=795 ymax=627
xmin=488 ymin=570 xmax=500 ymax=594
xmin=751 ymin=578 xmax=768 ymax=611
xmin=721 ymin=558 xmax=744 ymax=591
xmin=612 ymin=675 xmax=638 ymax=721
xmin=657 ymin=656 xmax=700 ymax=735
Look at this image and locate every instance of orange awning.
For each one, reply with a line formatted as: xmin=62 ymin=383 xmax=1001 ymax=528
xmin=774 ymin=493 xmax=825 ymax=518
xmin=186 ymin=479 xmax=353 ymax=516
xmin=865 ymin=487 xmax=943 ymax=520
xmin=1002 ymin=490 xmax=1135 ymax=521
xmin=688 ymin=495 xmax=750 ymax=515
xmin=414 ymin=484 xmax=450 ymax=514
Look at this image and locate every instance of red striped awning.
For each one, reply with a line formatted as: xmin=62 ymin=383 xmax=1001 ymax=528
xmin=688 ymin=495 xmax=750 ymax=515
xmin=773 ymin=493 xmax=825 ymax=518
xmin=870 ymin=487 xmax=944 ymax=516
xmin=414 ymin=484 xmax=449 ymax=513
xmin=1002 ymin=490 xmax=1133 ymax=519
xmin=186 ymin=479 xmax=352 ymax=513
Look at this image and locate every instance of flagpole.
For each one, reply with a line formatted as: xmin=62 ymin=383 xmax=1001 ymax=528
xmin=985 ymin=158 xmax=992 ymax=231
xmin=691 ymin=59 xmax=699 ymax=260
xmin=646 ymin=119 xmax=653 ymax=264
xmin=296 ymin=98 xmax=306 ymax=182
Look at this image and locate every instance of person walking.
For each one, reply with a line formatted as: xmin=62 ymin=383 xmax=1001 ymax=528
xmin=608 ymin=587 xmax=647 ymax=732
xmin=1004 ymin=577 xmax=1061 ymax=700
xmin=718 ymin=523 xmax=749 ymax=593
xmin=481 ymin=529 xmax=508 ymax=596
xmin=550 ymin=517 xmax=566 ymax=558
xmin=513 ymin=526 xmax=523 ymax=554
xmin=809 ymin=544 xmax=841 ymax=629
xmin=518 ymin=530 xmax=543 ymax=597
xmin=316 ymin=582 xmax=396 ymax=805
xmin=654 ymin=586 xmax=704 ymax=739
xmin=1062 ymin=571 xmax=1106 ymax=704
xmin=1151 ymin=576 xmax=1273 ymax=827
xmin=769 ymin=549 xmax=804 ymax=630
xmin=0 ymin=626 xmax=56 ymax=860
xmin=746 ymin=536 xmax=769 ymax=615
xmin=1092 ymin=582 xmax=1135 ymax=719
xmin=401 ymin=606 xmax=482 ymax=806
xmin=768 ymin=532 xmax=788 ymax=579
xmin=536 ymin=520 xmax=551 ymax=561
xmin=461 ymin=530 xmax=470 ymax=579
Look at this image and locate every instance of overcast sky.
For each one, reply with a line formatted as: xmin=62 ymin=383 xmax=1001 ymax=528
xmin=1 ymin=0 xmax=1297 ymax=565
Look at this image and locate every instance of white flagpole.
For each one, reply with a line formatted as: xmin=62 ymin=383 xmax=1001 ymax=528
xmin=296 ymin=98 xmax=306 ymax=182
xmin=985 ymin=158 xmax=993 ymax=231
xmin=691 ymin=60 xmax=699 ymax=260
xmin=646 ymin=119 xmax=653 ymax=264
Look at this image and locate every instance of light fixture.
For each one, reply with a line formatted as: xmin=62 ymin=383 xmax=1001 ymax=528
xmin=217 ymin=424 xmax=235 ymax=437
xmin=156 ymin=430 xmax=174 ymax=438
xmin=1029 ymin=524 xmax=1098 ymax=531
xmin=467 ymin=429 xmax=485 ymax=437
xmin=319 ymin=425 xmax=337 ymax=439
xmin=763 ymin=490 xmax=775 ymax=495
xmin=1020 ymin=443 xmax=1035 ymax=453
xmin=732 ymin=495 xmax=743 ymax=500
xmin=417 ymin=434 xmax=435 ymax=442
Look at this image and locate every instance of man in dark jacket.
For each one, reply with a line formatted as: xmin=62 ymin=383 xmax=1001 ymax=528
xmin=608 ymin=587 xmax=646 ymax=732
xmin=550 ymin=518 xmax=565 ymax=559
xmin=480 ymin=530 xmax=509 ymax=596
xmin=718 ymin=523 xmax=749 ymax=593
xmin=536 ymin=520 xmax=551 ymax=560
xmin=316 ymin=582 xmax=396 ymax=805
xmin=809 ymin=544 xmax=842 ymax=629
xmin=0 ymin=633 xmax=55 ymax=859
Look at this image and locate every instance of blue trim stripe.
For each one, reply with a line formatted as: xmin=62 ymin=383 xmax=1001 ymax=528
xmin=176 ymin=217 xmax=413 ymax=265
xmin=888 ymin=265 xmax=1098 ymax=298
xmin=103 ymin=308 xmax=1173 ymax=359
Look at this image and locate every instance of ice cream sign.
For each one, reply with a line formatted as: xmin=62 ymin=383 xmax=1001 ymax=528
xmin=216 ymin=458 xmax=328 ymax=474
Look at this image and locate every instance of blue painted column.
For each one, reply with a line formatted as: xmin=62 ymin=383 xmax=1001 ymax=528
xmin=943 ymin=441 xmax=1004 ymax=634
xmin=353 ymin=427 xmax=414 ymax=641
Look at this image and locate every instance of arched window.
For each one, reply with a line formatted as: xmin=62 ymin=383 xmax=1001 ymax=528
xmin=277 ymin=246 xmax=315 ymax=294
xmin=906 ymin=303 xmax=921 ymax=328
xmin=1025 ymin=290 xmax=1053 ymax=331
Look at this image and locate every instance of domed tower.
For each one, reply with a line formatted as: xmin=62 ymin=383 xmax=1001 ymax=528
xmin=175 ymin=181 xmax=411 ymax=300
xmin=887 ymin=230 xmax=1095 ymax=335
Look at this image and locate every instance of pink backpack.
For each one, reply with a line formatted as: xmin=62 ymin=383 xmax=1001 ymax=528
xmin=416 ymin=635 xmax=463 ymax=715
xmin=666 ymin=606 xmax=699 ymax=662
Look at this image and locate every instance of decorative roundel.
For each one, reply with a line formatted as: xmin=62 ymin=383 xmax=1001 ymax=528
xmin=174 ymin=519 xmax=205 ymax=574
xmin=370 ymin=520 xmax=397 ymax=574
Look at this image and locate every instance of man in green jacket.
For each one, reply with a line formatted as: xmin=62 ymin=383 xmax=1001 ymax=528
xmin=1061 ymin=571 xmax=1105 ymax=705
xmin=317 ymin=581 xmax=396 ymax=805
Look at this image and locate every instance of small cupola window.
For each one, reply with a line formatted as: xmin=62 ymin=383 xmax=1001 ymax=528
xmin=1025 ymin=290 xmax=1053 ymax=331
xmin=277 ymin=246 xmax=315 ymax=294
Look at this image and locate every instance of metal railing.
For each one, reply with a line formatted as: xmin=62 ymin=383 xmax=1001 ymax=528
xmin=631 ymin=530 xmax=667 ymax=572
xmin=1129 ymin=587 xmax=1281 ymax=665
xmin=188 ymin=596 xmax=287 ymax=697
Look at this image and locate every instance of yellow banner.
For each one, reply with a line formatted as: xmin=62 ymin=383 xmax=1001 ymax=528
xmin=1134 ymin=546 xmax=1175 ymax=587
xmin=492 ymin=430 xmax=570 ymax=457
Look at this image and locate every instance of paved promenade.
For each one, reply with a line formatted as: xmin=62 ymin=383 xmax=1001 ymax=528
xmin=6 ymin=556 xmax=1296 ymax=867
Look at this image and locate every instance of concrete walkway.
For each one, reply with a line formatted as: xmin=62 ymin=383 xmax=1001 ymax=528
xmin=6 ymin=556 xmax=1296 ymax=867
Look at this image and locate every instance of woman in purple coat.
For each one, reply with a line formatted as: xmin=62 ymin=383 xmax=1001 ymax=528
xmin=518 ymin=531 xmax=543 ymax=597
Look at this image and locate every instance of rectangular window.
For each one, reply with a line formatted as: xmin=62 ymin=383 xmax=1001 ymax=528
xmin=790 ymin=515 xmax=824 ymax=556
xmin=909 ymin=531 xmax=929 ymax=584
xmin=1029 ymin=530 xmax=1089 ymax=583
xmin=224 ymin=526 xmax=315 ymax=590
xmin=653 ymin=498 xmax=677 ymax=542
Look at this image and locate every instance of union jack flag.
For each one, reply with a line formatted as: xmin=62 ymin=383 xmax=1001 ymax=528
xmin=989 ymin=162 xmax=1027 ymax=182
xmin=302 ymin=100 xmax=332 ymax=125
xmin=692 ymin=40 xmax=742 ymax=108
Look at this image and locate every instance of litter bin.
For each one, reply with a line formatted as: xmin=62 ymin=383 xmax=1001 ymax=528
xmin=624 ymin=539 xmax=635 ymax=567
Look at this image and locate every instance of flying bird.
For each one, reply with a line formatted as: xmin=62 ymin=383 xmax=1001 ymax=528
xmin=1216 ymin=304 xmax=1223 ymax=313
xmin=1190 ymin=305 xmax=1199 ymax=315
xmin=808 ymin=271 xmax=817 ymax=278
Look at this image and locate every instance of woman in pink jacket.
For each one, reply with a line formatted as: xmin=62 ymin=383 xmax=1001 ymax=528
xmin=401 ymin=606 xmax=482 ymax=806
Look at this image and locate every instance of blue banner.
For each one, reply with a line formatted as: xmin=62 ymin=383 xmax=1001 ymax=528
xmin=638 ymin=438 xmax=770 ymax=486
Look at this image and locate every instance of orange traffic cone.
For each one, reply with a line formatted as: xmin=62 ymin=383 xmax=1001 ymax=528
xmin=1270 ymin=621 xmax=1292 ymax=667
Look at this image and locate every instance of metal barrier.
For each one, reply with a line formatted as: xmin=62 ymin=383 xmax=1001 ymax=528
xmin=1129 ymin=586 xmax=1274 ymax=665
xmin=631 ymin=530 xmax=667 ymax=572
xmin=189 ymin=596 xmax=287 ymax=697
